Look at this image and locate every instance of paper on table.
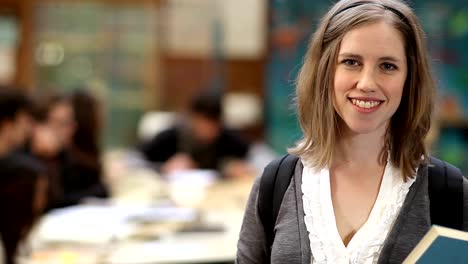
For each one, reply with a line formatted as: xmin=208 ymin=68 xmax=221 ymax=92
xmin=166 ymin=169 xmax=218 ymax=185
xmin=127 ymin=206 xmax=198 ymax=223
xmin=34 ymin=204 xmax=197 ymax=244
xmin=166 ymin=169 xmax=218 ymax=207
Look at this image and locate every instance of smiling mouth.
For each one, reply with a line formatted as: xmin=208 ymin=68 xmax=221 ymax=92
xmin=349 ymin=98 xmax=383 ymax=109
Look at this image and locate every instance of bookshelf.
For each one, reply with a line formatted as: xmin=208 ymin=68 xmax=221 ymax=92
xmin=33 ymin=1 xmax=161 ymax=148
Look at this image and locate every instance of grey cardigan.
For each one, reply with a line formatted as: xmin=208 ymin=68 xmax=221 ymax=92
xmin=237 ymin=160 xmax=468 ymax=264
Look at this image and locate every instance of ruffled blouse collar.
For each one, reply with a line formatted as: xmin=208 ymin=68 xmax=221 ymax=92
xmin=301 ymin=161 xmax=416 ymax=264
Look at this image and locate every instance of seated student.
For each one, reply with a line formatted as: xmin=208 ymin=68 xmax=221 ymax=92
xmin=0 ymin=88 xmax=47 ymax=264
xmin=139 ymin=90 xmax=251 ymax=178
xmin=29 ymin=91 xmax=108 ymax=209
xmin=66 ymin=89 xmax=108 ymax=205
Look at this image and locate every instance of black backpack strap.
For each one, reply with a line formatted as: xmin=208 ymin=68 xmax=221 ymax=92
xmin=258 ymin=154 xmax=299 ymax=260
xmin=428 ymin=157 xmax=464 ymax=230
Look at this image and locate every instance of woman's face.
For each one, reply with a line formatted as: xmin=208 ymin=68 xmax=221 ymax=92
xmin=11 ymin=111 xmax=33 ymax=147
xmin=190 ymin=113 xmax=221 ymax=144
xmin=47 ymin=101 xmax=76 ymax=147
xmin=333 ymin=21 xmax=407 ymax=136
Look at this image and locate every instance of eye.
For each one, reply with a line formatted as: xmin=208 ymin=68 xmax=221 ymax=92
xmin=381 ymin=63 xmax=398 ymax=71
xmin=342 ymin=59 xmax=360 ymax=67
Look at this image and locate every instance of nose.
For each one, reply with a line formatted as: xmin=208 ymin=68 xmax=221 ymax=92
xmin=356 ymin=68 xmax=377 ymax=93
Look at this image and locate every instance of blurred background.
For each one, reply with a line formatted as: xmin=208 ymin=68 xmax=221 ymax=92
xmin=0 ymin=0 xmax=467 ymax=263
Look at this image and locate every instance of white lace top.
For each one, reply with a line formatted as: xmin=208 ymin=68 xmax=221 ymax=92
xmin=301 ymin=161 xmax=416 ymax=264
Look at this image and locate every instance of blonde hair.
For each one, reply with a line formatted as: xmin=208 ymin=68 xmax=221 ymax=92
xmin=289 ymin=0 xmax=435 ymax=180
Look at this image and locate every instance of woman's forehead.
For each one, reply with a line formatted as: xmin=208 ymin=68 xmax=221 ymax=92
xmin=338 ymin=21 xmax=406 ymax=61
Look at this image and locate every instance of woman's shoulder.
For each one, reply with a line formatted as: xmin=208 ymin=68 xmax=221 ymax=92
xmin=425 ymin=156 xmax=465 ymax=193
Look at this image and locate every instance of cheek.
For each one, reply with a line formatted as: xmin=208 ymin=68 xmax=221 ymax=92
xmin=388 ymin=78 xmax=405 ymax=102
xmin=333 ymin=73 xmax=350 ymax=109
xmin=333 ymin=70 xmax=353 ymax=97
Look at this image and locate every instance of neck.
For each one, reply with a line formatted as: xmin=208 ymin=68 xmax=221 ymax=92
xmin=332 ymin=127 xmax=387 ymax=169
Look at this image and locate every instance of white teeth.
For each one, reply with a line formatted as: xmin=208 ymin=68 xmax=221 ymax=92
xmin=350 ymin=99 xmax=381 ymax=109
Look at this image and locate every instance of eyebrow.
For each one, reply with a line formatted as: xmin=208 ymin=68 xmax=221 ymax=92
xmin=338 ymin=53 xmax=403 ymax=63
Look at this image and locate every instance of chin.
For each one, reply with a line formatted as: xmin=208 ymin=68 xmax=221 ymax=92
xmin=345 ymin=122 xmax=382 ymax=135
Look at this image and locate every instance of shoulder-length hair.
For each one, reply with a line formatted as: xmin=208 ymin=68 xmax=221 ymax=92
xmin=289 ymin=0 xmax=435 ymax=180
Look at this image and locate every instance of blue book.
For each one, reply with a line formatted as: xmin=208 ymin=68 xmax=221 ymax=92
xmin=403 ymin=225 xmax=468 ymax=264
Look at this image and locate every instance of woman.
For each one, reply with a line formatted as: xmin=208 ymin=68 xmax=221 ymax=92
xmin=31 ymin=90 xmax=108 ymax=209
xmin=236 ymin=0 xmax=468 ymax=263
xmin=63 ymin=89 xmax=108 ymax=206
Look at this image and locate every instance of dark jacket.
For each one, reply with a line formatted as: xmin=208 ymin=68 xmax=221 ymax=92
xmin=0 ymin=152 xmax=45 ymax=264
xmin=140 ymin=126 xmax=250 ymax=172
xmin=49 ymin=149 xmax=108 ymax=209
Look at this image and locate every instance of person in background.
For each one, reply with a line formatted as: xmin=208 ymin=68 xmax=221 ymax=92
xmin=139 ymin=90 xmax=251 ymax=178
xmin=237 ymin=0 xmax=467 ymax=263
xmin=0 ymin=88 xmax=47 ymax=264
xmin=7 ymin=94 xmax=35 ymax=153
xmin=29 ymin=90 xmax=108 ymax=210
xmin=66 ymin=89 xmax=108 ymax=205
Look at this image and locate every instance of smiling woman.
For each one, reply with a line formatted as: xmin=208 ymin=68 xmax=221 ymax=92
xmin=236 ymin=0 xmax=468 ymax=263
xmin=291 ymin=0 xmax=435 ymax=179
xmin=333 ymin=21 xmax=407 ymax=136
